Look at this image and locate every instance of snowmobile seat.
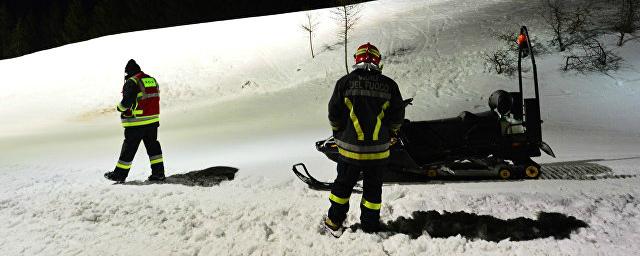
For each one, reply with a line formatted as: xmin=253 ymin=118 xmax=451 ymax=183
xmin=461 ymin=111 xmax=500 ymax=143
xmin=458 ymin=111 xmax=478 ymax=123
xmin=399 ymin=109 xmax=501 ymax=165
xmin=402 ymin=110 xmax=499 ymax=150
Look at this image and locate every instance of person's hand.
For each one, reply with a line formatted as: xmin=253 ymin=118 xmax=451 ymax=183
xmin=391 ymin=128 xmax=400 ymax=137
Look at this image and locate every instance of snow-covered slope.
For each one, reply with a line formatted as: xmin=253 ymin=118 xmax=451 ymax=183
xmin=1 ymin=0 xmax=640 ymax=255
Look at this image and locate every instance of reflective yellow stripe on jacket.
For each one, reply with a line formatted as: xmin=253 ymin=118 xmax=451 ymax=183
xmin=121 ymin=115 xmax=160 ymax=127
xmin=373 ymin=101 xmax=390 ymax=141
xmin=338 ymin=147 xmax=390 ymax=160
xmin=344 ymin=98 xmax=364 ymax=140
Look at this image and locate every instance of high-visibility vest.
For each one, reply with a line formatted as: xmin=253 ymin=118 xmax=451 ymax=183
xmin=121 ymin=73 xmax=160 ymax=127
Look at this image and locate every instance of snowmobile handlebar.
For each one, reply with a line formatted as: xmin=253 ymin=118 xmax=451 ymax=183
xmin=403 ymin=98 xmax=414 ymax=108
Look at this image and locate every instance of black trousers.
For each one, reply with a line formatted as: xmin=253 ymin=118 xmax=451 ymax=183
xmin=328 ymin=161 xmax=385 ymax=229
xmin=114 ymin=126 xmax=164 ymax=176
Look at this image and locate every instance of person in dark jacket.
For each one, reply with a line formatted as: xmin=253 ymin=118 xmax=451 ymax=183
xmin=323 ymin=43 xmax=404 ymax=236
xmin=104 ymin=59 xmax=165 ymax=183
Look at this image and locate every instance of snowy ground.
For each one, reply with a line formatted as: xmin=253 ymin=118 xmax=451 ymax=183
xmin=1 ymin=0 xmax=640 ymax=255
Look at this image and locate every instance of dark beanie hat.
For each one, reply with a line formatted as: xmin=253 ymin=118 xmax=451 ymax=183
xmin=125 ymin=59 xmax=141 ymax=74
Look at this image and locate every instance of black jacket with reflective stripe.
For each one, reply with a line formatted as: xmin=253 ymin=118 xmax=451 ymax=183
xmin=120 ymin=76 xmax=138 ymax=110
xmin=328 ymin=67 xmax=404 ymax=165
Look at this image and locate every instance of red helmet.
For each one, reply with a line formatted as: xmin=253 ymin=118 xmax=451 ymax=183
xmin=354 ymin=42 xmax=381 ymax=66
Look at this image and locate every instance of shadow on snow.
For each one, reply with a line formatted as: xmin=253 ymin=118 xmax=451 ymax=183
xmin=123 ymin=166 xmax=238 ymax=187
xmin=352 ymin=210 xmax=588 ymax=241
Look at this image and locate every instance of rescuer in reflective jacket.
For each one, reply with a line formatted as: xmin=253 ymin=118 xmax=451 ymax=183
xmin=323 ymin=43 xmax=404 ymax=235
xmin=104 ymin=59 xmax=165 ymax=183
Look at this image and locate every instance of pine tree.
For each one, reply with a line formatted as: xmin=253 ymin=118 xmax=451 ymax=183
xmin=90 ymin=0 xmax=119 ymax=37
xmin=46 ymin=1 xmax=65 ymax=46
xmin=0 ymin=3 xmax=12 ymax=58
xmin=9 ymin=12 xmax=36 ymax=57
xmin=63 ymin=0 xmax=88 ymax=43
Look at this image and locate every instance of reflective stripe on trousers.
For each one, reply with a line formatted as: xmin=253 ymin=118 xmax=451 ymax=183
xmin=116 ymin=160 xmax=132 ymax=170
xmin=149 ymin=154 xmax=163 ymax=165
xmin=329 ymin=193 xmax=349 ymax=204
xmin=361 ymin=198 xmax=381 ymax=210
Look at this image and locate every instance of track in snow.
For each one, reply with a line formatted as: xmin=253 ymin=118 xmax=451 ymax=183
xmin=541 ymin=161 xmax=637 ymax=180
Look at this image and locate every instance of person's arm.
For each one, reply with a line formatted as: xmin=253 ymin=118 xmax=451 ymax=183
xmin=116 ymin=79 xmax=138 ymax=112
xmin=328 ymin=78 xmax=345 ymax=132
xmin=386 ymin=80 xmax=405 ymax=134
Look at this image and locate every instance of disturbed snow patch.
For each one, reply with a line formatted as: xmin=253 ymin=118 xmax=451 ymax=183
xmin=379 ymin=210 xmax=588 ymax=241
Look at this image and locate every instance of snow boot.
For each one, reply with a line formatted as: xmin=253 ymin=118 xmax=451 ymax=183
xmin=148 ymin=169 xmax=166 ymax=182
xmin=320 ymin=216 xmax=345 ymax=238
xmin=361 ymin=222 xmax=383 ymax=233
xmin=104 ymin=170 xmax=128 ymax=183
xmin=147 ymin=173 xmax=166 ymax=182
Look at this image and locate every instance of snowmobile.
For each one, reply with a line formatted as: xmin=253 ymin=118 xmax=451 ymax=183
xmin=293 ymin=26 xmax=555 ymax=190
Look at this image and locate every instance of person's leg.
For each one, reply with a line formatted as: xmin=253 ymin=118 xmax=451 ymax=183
xmin=142 ymin=126 xmax=165 ymax=180
xmin=327 ymin=161 xmax=361 ymax=227
xmin=106 ymin=128 xmax=143 ymax=181
xmin=360 ymin=165 xmax=385 ymax=232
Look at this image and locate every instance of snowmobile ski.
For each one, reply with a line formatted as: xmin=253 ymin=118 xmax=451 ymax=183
xmin=292 ymin=163 xmax=363 ymax=192
xmin=292 ymin=163 xmax=332 ymax=191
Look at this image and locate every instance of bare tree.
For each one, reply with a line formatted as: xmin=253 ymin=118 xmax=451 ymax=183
xmin=539 ymin=0 xmax=596 ymax=52
xmin=301 ymin=12 xmax=319 ymax=58
xmin=484 ymin=31 xmax=517 ymax=76
xmin=485 ymin=50 xmax=517 ymax=75
xmin=485 ymin=30 xmax=548 ymax=76
xmin=563 ymin=38 xmax=622 ymax=73
xmin=611 ymin=0 xmax=639 ymax=46
xmin=332 ymin=0 xmax=361 ymax=74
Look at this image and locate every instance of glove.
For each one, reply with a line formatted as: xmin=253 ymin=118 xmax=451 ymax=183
xmin=116 ymin=103 xmax=128 ymax=113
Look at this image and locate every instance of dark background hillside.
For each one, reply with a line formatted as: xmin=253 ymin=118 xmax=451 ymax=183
xmin=0 ymin=0 xmax=370 ymax=60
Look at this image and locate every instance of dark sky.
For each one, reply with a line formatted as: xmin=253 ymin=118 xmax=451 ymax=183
xmin=4 ymin=0 xmax=62 ymax=13
xmin=0 ymin=0 xmax=372 ymax=59
xmin=3 ymin=0 xmax=367 ymax=18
